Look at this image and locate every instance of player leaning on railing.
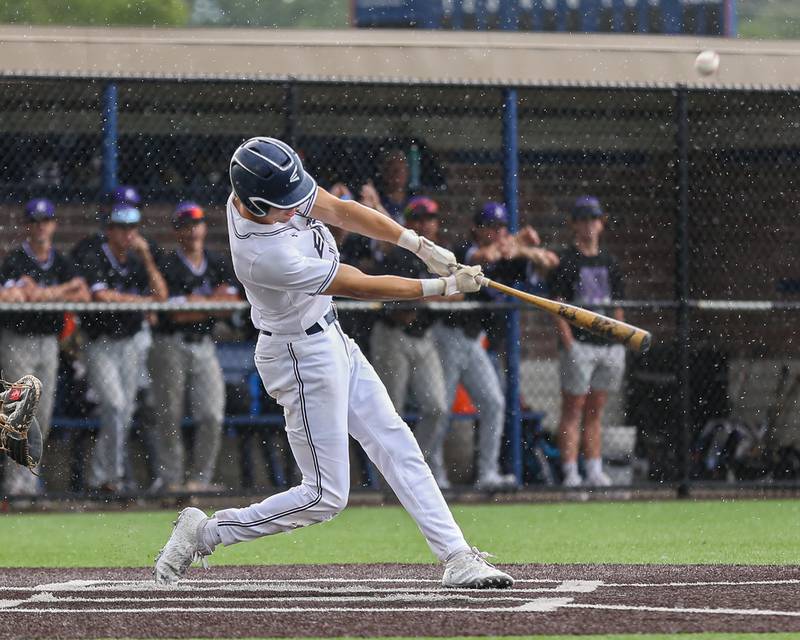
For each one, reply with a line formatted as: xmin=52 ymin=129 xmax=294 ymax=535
xmin=154 ymin=136 xmax=515 ymax=590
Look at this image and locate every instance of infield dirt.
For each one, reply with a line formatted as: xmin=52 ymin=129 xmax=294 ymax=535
xmin=0 ymin=563 xmax=798 ymax=638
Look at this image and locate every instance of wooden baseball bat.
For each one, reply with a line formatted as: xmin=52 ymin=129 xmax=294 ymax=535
xmin=481 ymin=278 xmax=652 ymax=353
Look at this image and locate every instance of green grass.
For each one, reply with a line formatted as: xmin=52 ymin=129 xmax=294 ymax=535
xmin=1 ymin=499 xmax=798 ymax=567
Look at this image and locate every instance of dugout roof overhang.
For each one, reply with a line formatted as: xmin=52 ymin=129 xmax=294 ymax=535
xmin=0 ymin=25 xmax=799 ymax=88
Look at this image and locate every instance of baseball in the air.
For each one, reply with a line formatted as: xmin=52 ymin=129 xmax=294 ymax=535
xmin=694 ymin=50 xmax=720 ymax=76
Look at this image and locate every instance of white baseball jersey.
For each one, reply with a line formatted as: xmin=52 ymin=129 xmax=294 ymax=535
xmin=214 ymin=192 xmax=470 ymax=562
xmin=226 ymin=192 xmax=340 ymax=334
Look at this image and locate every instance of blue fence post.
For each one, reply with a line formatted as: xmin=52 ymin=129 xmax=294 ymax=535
xmin=101 ymin=82 xmax=118 ymax=196
xmin=502 ymin=87 xmax=523 ymax=483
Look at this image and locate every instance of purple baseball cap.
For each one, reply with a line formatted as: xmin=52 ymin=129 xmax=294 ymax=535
xmin=24 ymin=198 xmax=56 ymax=221
xmin=474 ymin=201 xmax=508 ymax=227
xmin=112 ymin=185 xmax=142 ymax=206
xmin=571 ymin=196 xmax=605 ymax=220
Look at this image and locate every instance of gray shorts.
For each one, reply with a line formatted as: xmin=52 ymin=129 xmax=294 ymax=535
xmin=559 ymin=341 xmax=626 ymax=395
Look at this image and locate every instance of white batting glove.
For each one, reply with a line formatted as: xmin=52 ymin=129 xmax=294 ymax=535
xmin=398 ymin=229 xmax=457 ymax=277
xmin=441 ymin=264 xmax=484 ymax=295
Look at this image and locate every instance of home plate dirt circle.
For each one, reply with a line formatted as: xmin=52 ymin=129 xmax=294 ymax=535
xmin=1 ymin=564 xmax=799 ymax=638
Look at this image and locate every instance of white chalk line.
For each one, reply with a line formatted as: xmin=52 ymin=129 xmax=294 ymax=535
xmin=1 ymin=576 xmax=798 ymax=618
xmin=0 ymin=593 xmax=546 ymax=605
xmin=1 ymin=578 xmax=601 ymax=595
xmin=0 ymin=605 xmax=562 ymax=614
xmin=2 ymin=601 xmax=800 ymax=617
xmin=7 ymin=577 xmax=797 ymax=592
xmin=567 ymin=603 xmax=800 ymax=618
xmin=602 ymin=579 xmax=800 ymax=588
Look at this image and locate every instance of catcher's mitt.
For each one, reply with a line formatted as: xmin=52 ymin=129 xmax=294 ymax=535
xmin=0 ymin=375 xmax=43 ymax=471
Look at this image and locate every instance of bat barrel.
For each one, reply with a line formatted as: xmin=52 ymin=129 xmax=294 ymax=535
xmin=483 ymin=278 xmax=652 ymax=353
xmin=632 ymin=330 xmax=652 ymax=353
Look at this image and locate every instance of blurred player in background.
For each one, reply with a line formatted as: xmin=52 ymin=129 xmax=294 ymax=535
xmin=547 ymin=196 xmax=626 ymax=488
xmin=71 ymin=185 xmax=160 ymax=264
xmin=423 ymin=198 xmax=533 ymax=492
xmin=463 ymin=202 xmax=560 ymax=354
xmin=149 ymin=201 xmax=240 ymax=494
xmin=77 ymin=204 xmax=167 ymax=493
xmin=370 ymin=196 xmax=450 ymax=488
xmin=155 ymin=136 xmax=514 ymax=590
xmin=72 ymin=186 xmax=163 ymax=487
xmin=0 ymin=198 xmax=90 ymax=495
xmin=375 ymin=148 xmax=412 ymax=224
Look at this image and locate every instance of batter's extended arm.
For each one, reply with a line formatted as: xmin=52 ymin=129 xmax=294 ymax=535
xmin=311 ymin=188 xmax=456 ymax=277
xmin=310 ymin=187 xmax=406 ymax=244
xmin=323 ymin=263 xmax=482 ymax=301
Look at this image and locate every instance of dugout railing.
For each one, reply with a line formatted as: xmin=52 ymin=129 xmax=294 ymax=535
xmin=0 ymin=76 xmax=798 ymax=498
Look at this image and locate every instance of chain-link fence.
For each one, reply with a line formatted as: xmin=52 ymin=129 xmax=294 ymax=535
xmin=0 ymin=76 xmax=798 ymax=500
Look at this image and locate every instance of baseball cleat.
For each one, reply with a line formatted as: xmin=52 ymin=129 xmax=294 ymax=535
xmin=442 ymin=547 xmax=514 ymax=589
xmin=154 ymin=507 xmax=210 ymax=586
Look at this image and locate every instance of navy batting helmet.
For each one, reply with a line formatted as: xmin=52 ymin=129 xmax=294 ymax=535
xmin=229 ymin=137 xmax=317 ymax=217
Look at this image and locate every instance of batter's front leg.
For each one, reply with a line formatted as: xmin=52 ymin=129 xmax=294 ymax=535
xmin=213 ymin=335 xmax=352 ymax=546
xmin=346 ymin=344 xmax=469 ymax=562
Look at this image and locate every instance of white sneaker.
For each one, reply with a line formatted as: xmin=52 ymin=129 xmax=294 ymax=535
xmin=442 ymin=547 xmax=514 ymax=589
xmin=585 ymin=470 xmax=612 ymax=487
xmin=154 ymin=507 xmax=211 ymax=585
xmin=474 ymin=471 xmax=518 ymax=492
xmin=562 ymin=470 xmax=583 ymax=487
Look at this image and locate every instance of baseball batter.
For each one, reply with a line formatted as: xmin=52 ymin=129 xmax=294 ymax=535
xmin=154 ymin=137 xmax=514 ymax=589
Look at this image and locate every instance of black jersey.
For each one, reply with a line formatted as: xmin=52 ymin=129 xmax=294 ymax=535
xmin=155 ymin=249 xmax=238 ymax=336
xmin=547 ymin=245 xmax=625 ymax=345
xmin=78 ymin=243 xmax=151 ymax=339
xmin=72 ymin=232 xmax=165 ymax=265
xmin=0 ymin=243 xmax=78 ymax=335
xmin=378 ymin=247 xmax=436 ymax=337
xmin=440 ymin=244 xmax=531 ymax=344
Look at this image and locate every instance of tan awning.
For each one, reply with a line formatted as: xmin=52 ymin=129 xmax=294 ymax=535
xmin=0 ymin=25 xmax=799 ymax=88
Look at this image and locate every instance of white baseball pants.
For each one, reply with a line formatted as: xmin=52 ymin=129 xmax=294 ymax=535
xmin=431 ymin=324 xmax=507 ymax=479
xmin=85 ymin=335 xmax=141 ymax=487
xmin=150 ymin=333 xmax=225 ymax=486
xmin=213 ymin=321 xmax=469 ymax=561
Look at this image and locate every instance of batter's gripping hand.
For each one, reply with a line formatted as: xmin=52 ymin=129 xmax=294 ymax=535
xmin=0 ymin=375 xmax=43 ymax=472
xmin=398 ymin=229 xmax=457 ymax=276
xmin=442 ymin=264 xmax=484 ymax=295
